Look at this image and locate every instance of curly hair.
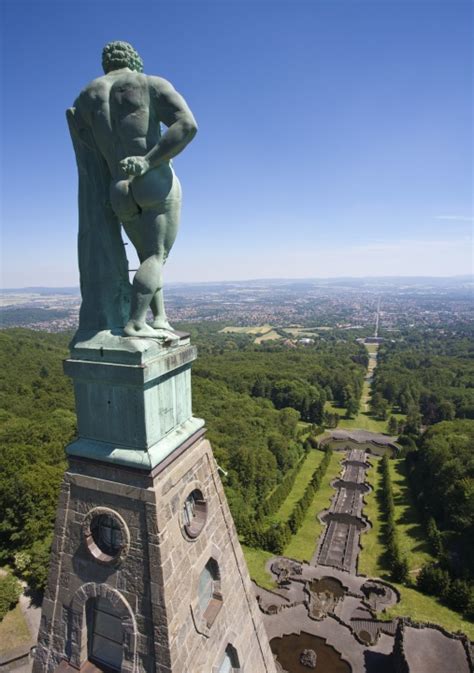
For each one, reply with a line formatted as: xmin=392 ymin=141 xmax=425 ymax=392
xmin=102 ymin=41 xmax=144 ymax=74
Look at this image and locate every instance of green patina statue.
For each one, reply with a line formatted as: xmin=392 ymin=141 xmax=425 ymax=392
xmin=68 ymin=41 xmax=197 ymax=339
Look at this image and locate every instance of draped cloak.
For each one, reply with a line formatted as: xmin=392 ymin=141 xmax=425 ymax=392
xmin=66 ymin=106 xmax=131 ymax=335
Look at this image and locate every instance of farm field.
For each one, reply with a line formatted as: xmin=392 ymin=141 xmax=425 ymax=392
xmin=219 ymin=324 xmax=282 ymax=344
xmin=254 ymin=329 xmax=281 ymax=344
xmin=219 ymin=324 xmax=275 ymax=334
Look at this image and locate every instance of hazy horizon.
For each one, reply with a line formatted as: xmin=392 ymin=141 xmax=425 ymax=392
xmin=2 ymin=273 xmax=473 ymax=292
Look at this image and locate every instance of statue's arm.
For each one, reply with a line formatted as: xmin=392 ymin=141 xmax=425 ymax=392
xmin=145 ymin=76 xmax=198 ymax=168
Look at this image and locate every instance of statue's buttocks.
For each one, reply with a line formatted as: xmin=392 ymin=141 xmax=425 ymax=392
xmin=110 ymin=163 xmax=179 ymax=220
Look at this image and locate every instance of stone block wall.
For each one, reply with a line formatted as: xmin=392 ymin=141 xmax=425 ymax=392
xmin=34 ymin=435 xmax=276 ymax=673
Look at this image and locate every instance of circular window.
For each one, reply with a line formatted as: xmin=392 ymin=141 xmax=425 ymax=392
xmin=182 ymin=489 xmax=207 ymax=539
xmin=84 ymin=508 xmax=129 ymax=564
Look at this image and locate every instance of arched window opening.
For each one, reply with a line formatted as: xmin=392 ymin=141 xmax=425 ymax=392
xmin=183 ymin=489 xmax=207 ymax=539
xmin=198 ymin=558 xmax=222 ymax=627
xmin=86 ymin=597 xmax=124 ymax=671
xmin=218 ymin=644 xmax=240 ymax=673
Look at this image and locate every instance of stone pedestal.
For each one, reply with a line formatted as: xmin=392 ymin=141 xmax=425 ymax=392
xmin=33 ymin=335 xmax=277 ymax=673
xmin=64 ymin=333 xmax=204 ymax=470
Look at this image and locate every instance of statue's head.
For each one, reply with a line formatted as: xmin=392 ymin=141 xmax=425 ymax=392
xmin=102 ymin=41 xmax=144 ymax=74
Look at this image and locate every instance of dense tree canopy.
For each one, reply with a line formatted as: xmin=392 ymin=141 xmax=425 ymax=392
xmin=407 ymin=419 xmax=474 ymax=578
xmin=0 ymin=330 xmax=75 ymax=589
xmin=373 ymin=329 xmax=474 ymax=426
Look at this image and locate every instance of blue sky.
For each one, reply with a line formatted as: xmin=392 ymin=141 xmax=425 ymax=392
xmin=1 ymin=0 xmax=472 ymax=286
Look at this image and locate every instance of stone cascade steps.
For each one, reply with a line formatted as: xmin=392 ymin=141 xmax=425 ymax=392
xmin=315 ymin=448 xmax=369 ymax=573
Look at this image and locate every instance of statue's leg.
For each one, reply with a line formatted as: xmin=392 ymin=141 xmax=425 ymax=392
xmin=123 ymin=206 xmax=179 ymax=338
xmin=122 ymin=167 xmax=181 ymax=337
xmin=150 ymin=199 xmax=180 ymax=330
xmin=150 ymin=290 xmax=170 ymax=330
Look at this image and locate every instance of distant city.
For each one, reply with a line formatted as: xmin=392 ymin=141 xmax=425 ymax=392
xmin=1 ymin=276 xmax=472 ymax=334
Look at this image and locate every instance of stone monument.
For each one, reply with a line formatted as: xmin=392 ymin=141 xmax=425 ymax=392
xmin=33 ymin=42 xmax=277 ymax=673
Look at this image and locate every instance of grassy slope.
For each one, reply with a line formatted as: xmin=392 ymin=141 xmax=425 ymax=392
xmin=240 ymin=545 xmax=276 ymax=590
xmin=283 ymin=452 xmax=345 ymax=561
xmin=360 ymin=456 xmax=473 ymax=638
xmin=271 ymin=450 xmax=325 ymax=523
xmin=389 ymin=459 xmax=434 ymax=573
xmin=0 ymin=603 xmax=31 ymax=655
xmin=386 ymin=584 xmax=474 ymax=640
xmin=359 ymin=458 xmax=385 ymax=577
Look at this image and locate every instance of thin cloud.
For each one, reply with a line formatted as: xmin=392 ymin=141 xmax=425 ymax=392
xmin=166 ymin=236 xmax=472 ymax=282
xmin=435 ymin=215 xmax=474 ymax=222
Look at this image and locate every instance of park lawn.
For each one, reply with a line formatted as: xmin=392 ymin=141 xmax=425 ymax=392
xmin=338 ymin=412 xmax=388 ymax=434
xmin=241 ymin=544 xmax=276 ymax=590
xmin=360 ymin=378 xmax=372 ymax=412
xmin=389 ymin=459 xmax=434 ymax=573
xmin=358 ymin=457 xmax=385 ymax=578
xmin=283 ymin=452 xmax=345 ymax=562
xmin=365 ymin=343 xmax=378 ymax=354
xmin=272 ymin=450 xmax=325 ymax=524
xmin=0 ymin=602 xmax=31 ymax=655
xmin=385 ymin=583 xmax=474 ymax=640
xmin=326 ymin=404 xmax=405 ymax=434
xmin=325 ymin=401 xmax=389 ymax=433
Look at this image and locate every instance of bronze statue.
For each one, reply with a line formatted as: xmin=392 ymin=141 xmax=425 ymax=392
xmin=68 ymin=41 xmax=197 ymax=338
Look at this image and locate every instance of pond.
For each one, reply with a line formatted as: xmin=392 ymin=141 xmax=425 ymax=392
xmin=309 ymin=577 xmax=345 ymax=599
xmin=308 ymin=577 xmax=345 ymax=619
xmin=270 ymin=631 xmax=351 ymax=673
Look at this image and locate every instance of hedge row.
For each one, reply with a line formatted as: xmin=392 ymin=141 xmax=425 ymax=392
xmin=287 ymin=449 xmax=332 ymax=534
xmin=245 ymin=449 xmax=332 ymax=554
xmin=262 ymin=453 xmax=307 ymax=517
xmin=380 ymin=455 xmax=410 ymax=583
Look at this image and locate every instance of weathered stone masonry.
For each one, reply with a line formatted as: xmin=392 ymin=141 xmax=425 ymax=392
xmin=34 ymin=338 xmax=276 ymax=673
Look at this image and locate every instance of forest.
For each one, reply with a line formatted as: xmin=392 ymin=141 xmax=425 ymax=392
xmin=0 ymin=327 xmax=366 ymax=590
xmin=408 ymin=420 xmax=474 ymax=613
xmin=373 ymin=329 xmax=474 ymax=428
xmin=0 ymin=330 xmax=75 ymax=591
